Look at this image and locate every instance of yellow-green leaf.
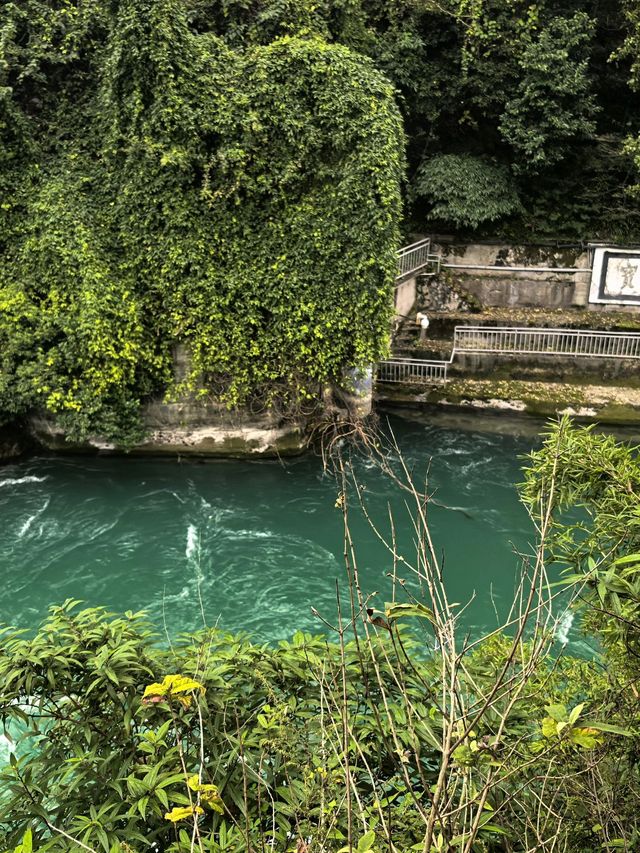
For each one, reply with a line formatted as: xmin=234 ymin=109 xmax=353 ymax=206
xmin=164 ymin=805 xmax=204 ymax=822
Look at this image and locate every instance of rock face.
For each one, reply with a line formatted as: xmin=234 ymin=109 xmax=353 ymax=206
xmin=330 ymin=368 xmax=373 ymax=419
xmin=29 ymin=404 xmax=310 ymax=459
xmin=0 ymin=422 xmax=29 ymax=462
xmin=377 ymin=377 xmax=640 ymax=428
xmin=26 ymin=342 xmax=311 ymax=457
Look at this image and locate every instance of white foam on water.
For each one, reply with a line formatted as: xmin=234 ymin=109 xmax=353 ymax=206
xmin=0 ymin=475 xmax=46 ymax=489
xmin=228 ymin=529 xmax=274 ymax=540
xmin=186 ymin=524 xmax=199 ymax=561
xmin=18 ymin=498 xmax=50 ymax=538
xmin=555 ymin=610 xmax=574 ymax=646
xmin=18 ymin=514 xmax=38 ymax=538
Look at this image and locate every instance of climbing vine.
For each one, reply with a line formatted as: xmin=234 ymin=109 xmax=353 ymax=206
xmin=0 ymin=0 xmax=403 ymax=445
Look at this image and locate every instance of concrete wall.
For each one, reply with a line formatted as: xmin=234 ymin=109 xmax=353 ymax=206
xmin=394 ymin=273 xmax=417 ymax=318
xmin=394 ymin=241 xmax=601 ymax=316
xmin=431 ymin=241 xmax=593 ymax=309
xmin=450 ymin=351 xmax=640 ymax=382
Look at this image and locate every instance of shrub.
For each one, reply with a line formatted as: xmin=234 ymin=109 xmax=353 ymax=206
xmin=414 ymin=154 xmax=521 ymax=230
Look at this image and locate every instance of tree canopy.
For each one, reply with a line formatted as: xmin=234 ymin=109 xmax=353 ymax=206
xmin=172 ymin=0 xmax=640 ymax=239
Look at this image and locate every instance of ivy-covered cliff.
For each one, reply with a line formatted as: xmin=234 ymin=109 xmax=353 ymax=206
xmin=0 ymin=0 xmax=403 ymax=445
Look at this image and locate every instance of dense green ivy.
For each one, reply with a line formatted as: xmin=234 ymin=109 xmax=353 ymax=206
xmin=0 ymin=0 xmax=403 ymax=444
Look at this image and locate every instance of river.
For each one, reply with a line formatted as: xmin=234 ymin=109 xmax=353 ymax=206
xmin=0 ymin=411 xmax=558 ymax=645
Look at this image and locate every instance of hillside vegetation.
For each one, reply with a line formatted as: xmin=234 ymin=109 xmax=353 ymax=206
xmin=4 ymin=0 xmax=640 ymax=443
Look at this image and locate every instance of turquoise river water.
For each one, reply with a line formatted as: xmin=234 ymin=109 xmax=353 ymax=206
xmin=0 ymin=411 xmax=564 ymax=645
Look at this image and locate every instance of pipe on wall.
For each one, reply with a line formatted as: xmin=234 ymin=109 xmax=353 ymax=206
xmin=441 ymin=263 xmax=592 ymax=274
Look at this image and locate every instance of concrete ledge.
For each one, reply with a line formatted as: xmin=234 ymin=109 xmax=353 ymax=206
xmin=376 ymin=377 xmax=640 ymax=427
xmin=136 ymin=423 xmax=308 ymax=457
xmin=28 ymin=412 xmax=310 ymax=459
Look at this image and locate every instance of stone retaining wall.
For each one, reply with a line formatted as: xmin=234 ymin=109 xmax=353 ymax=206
xmin=427 ymin=241 xmax=599 ymax=311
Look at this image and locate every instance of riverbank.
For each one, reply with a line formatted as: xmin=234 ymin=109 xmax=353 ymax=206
xmin=385 ymin=243 xmax=640 ymax=423
xmin=377 ymin=377 xmax=640 ymax=427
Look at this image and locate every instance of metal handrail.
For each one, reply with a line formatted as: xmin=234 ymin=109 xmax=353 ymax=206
xmin=398 ymin=238 xmax=433 ymax=253
xmin=376 ymin=358 xmax=448 ymax=384
xmin=376 ymin=324 xmax=640 ymax=387
xmin=442 ymin=263 xmax=590 ymax=274
xmin=454 ymin=326 xmax=640 ymax=359
xmin=396 ymin=238 xmax=440 ymax=279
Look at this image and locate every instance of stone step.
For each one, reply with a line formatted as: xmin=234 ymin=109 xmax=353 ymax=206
xmin=393 ymin=341 xmax=453 ymax=360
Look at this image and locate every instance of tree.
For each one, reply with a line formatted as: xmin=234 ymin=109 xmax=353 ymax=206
xmin=414 ymin=154 xmax=522 ymax=229
xmin=499 ymin=14 xmax=598 ymax=173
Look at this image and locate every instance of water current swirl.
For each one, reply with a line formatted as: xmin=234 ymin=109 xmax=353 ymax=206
xmin=0 ymin=412 xmax=548 ymax=638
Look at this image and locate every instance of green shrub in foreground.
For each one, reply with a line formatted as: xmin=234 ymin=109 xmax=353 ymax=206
xmin=0 ymin=599 xmax=630 ymax=853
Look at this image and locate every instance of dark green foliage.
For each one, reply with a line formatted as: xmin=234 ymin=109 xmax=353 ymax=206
xmin=414 ymin=154 xmax=522 ymax=230
xmin=0 ymin=599 xmax=634 ymax=852
xmin=0 ymin=0 xmax=403 ymax=445
xmin=516 ymin=419 xmax=640 ymax=848
xmin=498 ymin=14 xmax=597 ymax=173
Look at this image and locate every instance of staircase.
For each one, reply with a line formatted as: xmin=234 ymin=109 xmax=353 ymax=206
xmin=379 ymin=307 xmax=640 ymax=387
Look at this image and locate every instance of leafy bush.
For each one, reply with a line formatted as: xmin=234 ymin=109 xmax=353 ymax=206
xmin=0 ymin=602 xmax=443 ymax=851
xmin=499 ymin=14 xmax=598 ymax=173
xmin=414 ymin=154 xmax=522 ymax=230
xmin=0 ymin=597 xmax=633 ymax=851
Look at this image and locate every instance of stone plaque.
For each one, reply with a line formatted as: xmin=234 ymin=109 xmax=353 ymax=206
xmin=590 ymin=248 xmax=640 ymax=305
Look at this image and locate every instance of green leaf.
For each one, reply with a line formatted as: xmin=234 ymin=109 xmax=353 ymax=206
xmin=568 ymin=702 xmax=586 ymax=725
xmin=21 ymin=829 xmax=32 ymax=853
xmin=613 ymin=554 xmax=640 ymax=566
xmin=357 ymin=830 xmax=376 ymax=852
xmin=384 ymin=602 xmax=435 ymax=623
xmin=541 ymin=717 xmax=559 ymax=738
xmin=584 ymin=722 xmax=633 ymax=736
xmin=545 ymin=704 xmax=567 ymax=722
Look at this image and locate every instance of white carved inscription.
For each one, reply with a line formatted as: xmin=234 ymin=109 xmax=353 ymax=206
xmin=589 ymin=248 xmax=640 ymax=305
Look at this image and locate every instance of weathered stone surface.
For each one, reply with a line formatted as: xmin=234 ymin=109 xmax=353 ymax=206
xmin=27 ymin=372 xmax=376 ymax=458
xmin=0 ymin=422 xmax=29 ymax=462
xmin=429 ymin=240 xmax=598 ymax=311
xmin=136 ymin=422 xmax=307 ymax=458
xmin=330 ymin=368 xmax=373 ymax=419
xmin=29 ymin=409 xmax=310 ymax=458
xmin=376 ymin=378 xmax=640 ymax=426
